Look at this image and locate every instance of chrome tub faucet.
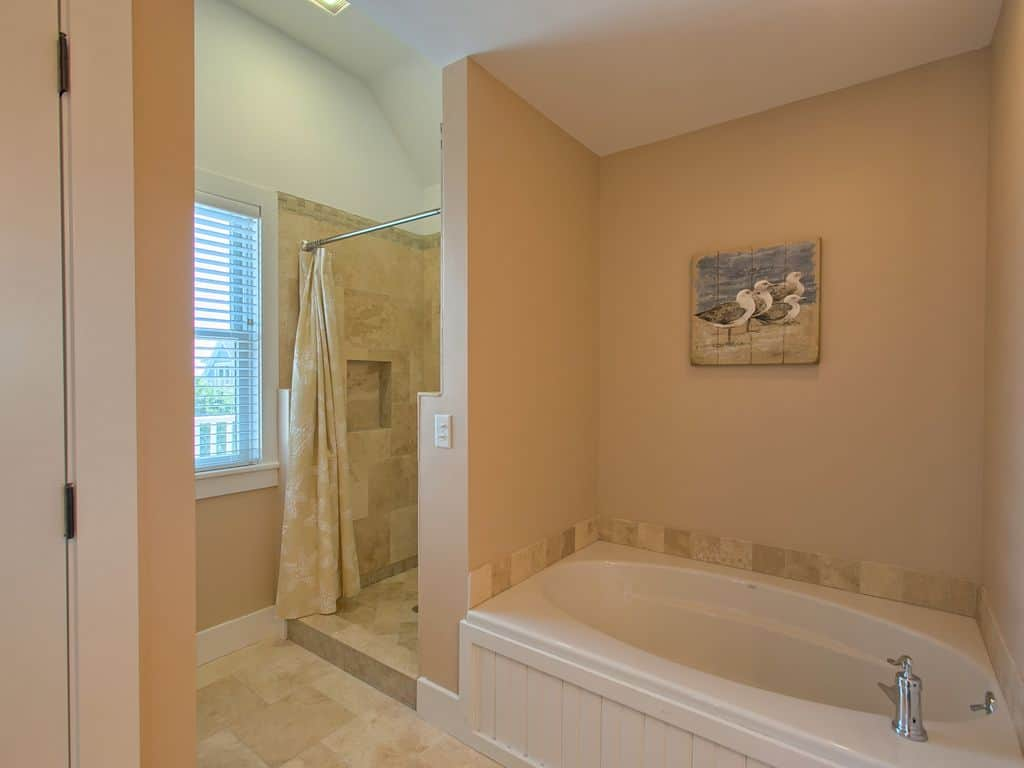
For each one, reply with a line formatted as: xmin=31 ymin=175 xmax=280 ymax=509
xmin=878 ymin=655 xmax=928 ymax=742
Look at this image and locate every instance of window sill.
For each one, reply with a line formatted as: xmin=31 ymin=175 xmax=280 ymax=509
xmin=195 ymin=462 xmax=280 ymax=500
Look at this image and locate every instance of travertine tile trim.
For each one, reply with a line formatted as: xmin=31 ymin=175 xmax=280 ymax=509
xmin=467 ymin=517 xmax=598 ymax=608
xmin=362 ymin=555 xmax=417 ymax=588
xmin=598 ymin=517 xmax=978 ymax=618
xmin=979 ymin=588 xmax=1024 ymax=748
xmin=279 ymin=192 xmax=441 ymax=251
xmin=286 ymin=619 xmax=416 ymax=709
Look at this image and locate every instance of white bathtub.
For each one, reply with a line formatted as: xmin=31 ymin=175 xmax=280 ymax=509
xmin=459 ymin=542 xmax=1022 ymax=768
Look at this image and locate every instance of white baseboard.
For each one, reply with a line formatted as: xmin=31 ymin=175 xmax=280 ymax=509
xmin=416 ymin=676 xmax=464 ymax=734
xmin=197 ymin=605 xmax=286 ymax=666
xmin=416 ymin=676 xmax=533 ymax=768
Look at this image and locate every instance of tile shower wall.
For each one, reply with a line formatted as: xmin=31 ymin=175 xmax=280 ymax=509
xmin=278 ymin=193 xmax=440 ymax=586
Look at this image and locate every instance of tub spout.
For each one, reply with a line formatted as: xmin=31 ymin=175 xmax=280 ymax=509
xmin=879 ymin=655 xmax=927 ymax=742
xmin=877 ymin=681 xmax=898 ymax=706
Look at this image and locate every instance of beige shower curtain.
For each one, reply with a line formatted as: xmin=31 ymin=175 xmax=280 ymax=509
xmin=276 ymin=247 xmax=360 ymax=619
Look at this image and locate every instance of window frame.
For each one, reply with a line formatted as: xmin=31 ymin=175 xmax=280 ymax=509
xmin=193 ymin=194 xmax=261 ymax=472
xmin=194 ymin=170 xmax=280 ymax=499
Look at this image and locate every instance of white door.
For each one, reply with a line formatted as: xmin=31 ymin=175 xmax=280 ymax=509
xmin=0 ymin=1 xmax=71 ymax=765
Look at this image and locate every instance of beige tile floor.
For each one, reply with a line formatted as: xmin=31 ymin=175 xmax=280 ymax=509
xmin=198 ymin=638 xmax=497 ymax=768
xmin=297 ymin=567 xmax=419 ymax=678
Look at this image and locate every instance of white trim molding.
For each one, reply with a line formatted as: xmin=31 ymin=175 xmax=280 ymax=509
xmin=65 ymin=1 xmax=141 ymax=766
xmin=416 ymin=676 xmax=534 ymax=768
xmin=196 ymin=462 xmax=279 ymax=500
xmin=417 ymin=677 xmax=464 ymax=736
xmin=197 ymin=606 xmax=286 ymax=666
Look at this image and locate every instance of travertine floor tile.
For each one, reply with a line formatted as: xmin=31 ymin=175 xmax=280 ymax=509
xmin=299 ymin=613 xmax=349 ymax=638
xmin=309 ymin=668 xmax=399 ymax=715
xmin=198 ymin=677 xmax=268 ymax=740
xmin=278 ymin=743 xmax=348 ymax=768
xmin=199 ymin=638 xmax=493 ymax=768
xmin=232 ymin=686 xmax=355 ymax=767
xmin=198 ymin=730 xmax=269 ymax=768
xmin=198 ymin=639 xmax=282 ymax=689
xmin=415 ymin=735 xmax=500 ymax=767
xmin=231 ymin=640 xmax=337 ymax=704
xmin=320 ymin=701 xmax=441 ymax=766
xmin=297 ymin=568 xmax=419 ymax=677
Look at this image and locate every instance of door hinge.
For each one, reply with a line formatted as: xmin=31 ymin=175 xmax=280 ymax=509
xmin=64 ymin=482 xmax=76 ymax=540
xmin=58 ymin=33 xmax=70 ymax=95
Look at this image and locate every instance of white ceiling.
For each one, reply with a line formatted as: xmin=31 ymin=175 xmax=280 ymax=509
xmin=353 ymin=0 xmax=1003 ymax=156
xmin=224 ymin=0 xmax=442 ymax=188
xmin=225 ymin=0 xmax=416 ymax=82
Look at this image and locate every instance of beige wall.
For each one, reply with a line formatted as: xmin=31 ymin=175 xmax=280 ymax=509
xmin=984 ymin=0 xmax=1024 ymax=679
xmin=196 ymin=488 xmax=281 ymax=630
xmin=419 ymin=58 xmax=602 ymax=690
xmin=134 ymin=0 xmax=196 ymax=764
xmin=466 ymin=60 xmax=601 ymax=570
xmin=598 ymin=51 xmax=989 ymax=582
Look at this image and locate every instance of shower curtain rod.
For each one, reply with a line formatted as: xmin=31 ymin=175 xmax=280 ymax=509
xmin=300 ymin=207 xmax=441 ymax=251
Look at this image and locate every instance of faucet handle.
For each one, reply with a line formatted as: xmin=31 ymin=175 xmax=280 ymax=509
xmin=970 ymin=692 xmax=996 ymax=715
xmin=887 ymin=655 xmax=914 ymax=675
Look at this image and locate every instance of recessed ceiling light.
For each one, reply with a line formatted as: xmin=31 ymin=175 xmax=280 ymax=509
xmin=307 ymin=0 xmax=349 ymax=15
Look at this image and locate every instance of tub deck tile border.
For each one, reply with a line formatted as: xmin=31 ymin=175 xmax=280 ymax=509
xmin=468 ymin=516 xmax=599 ymax=608
xmin=600 ymin=517 xmax=978 ymax=618
xmin=469 ymin=515 xmax=979 ymax=618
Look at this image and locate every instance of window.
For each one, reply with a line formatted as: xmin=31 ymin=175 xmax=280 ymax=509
xmin=193 ymin=194 xmax=262 ymax=472
xmin=192 ymin=172 xmax=279 ymax=499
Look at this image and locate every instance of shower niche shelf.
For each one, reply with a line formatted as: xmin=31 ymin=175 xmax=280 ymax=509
xmin=347 ymin=359 xmax=392 ymax=431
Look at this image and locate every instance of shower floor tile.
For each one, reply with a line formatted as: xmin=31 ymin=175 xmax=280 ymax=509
xmin=197 ymin=639 xmax=497 ymax=768
xmin=289 ymin=567 xmax=419 ymax=707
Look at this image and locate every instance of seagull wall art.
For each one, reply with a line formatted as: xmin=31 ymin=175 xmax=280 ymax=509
xmin=691 ymin=240 xmax=821 ymax=366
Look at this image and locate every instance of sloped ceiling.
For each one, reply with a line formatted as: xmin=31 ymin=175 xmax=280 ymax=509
xmin=354 ymin=0 xmax=1002 ymax=155
xmin=226 ymin=0 xmax=413 ymax=81
xmin=225 ymin=0 xmax=441 ymax=188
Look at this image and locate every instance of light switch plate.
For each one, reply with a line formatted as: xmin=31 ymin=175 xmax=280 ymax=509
xmin=434 ymin=413 xmax=452 ymax=448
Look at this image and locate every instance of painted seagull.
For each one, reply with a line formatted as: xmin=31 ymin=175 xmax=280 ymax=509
xmin=768 ymin=271 xmax=805 ymax=302
xmin=753 ymin=294 xmax=804 ymax=325
xmin=752 ymin=280 xmax=774 ymax=317
xmin=694 ymin=289 xmax=757 ymax=344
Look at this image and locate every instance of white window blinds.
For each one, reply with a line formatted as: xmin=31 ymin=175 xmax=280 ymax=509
xmin=194 ymin=194 xmax=262 ymax=471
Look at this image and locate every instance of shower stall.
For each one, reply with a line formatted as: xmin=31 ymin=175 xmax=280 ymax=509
xmin=275 ymin=195 xmax=441 ymax=705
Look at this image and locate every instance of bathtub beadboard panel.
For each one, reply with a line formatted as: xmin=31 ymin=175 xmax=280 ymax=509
xmin=459 ymin=623 xmax=843 ymax=768
xmin=478 ymin=647 xmax=498 ymax=738
xmin=467 ymin=642 xmax=777 ymax=767
xmin=494 ymin=654 xmax=528 ymax=751
xmin=663 ymin=728 xmax=694 ymax=767
xmin=528 ymin=668 xmax=564 ymax=764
